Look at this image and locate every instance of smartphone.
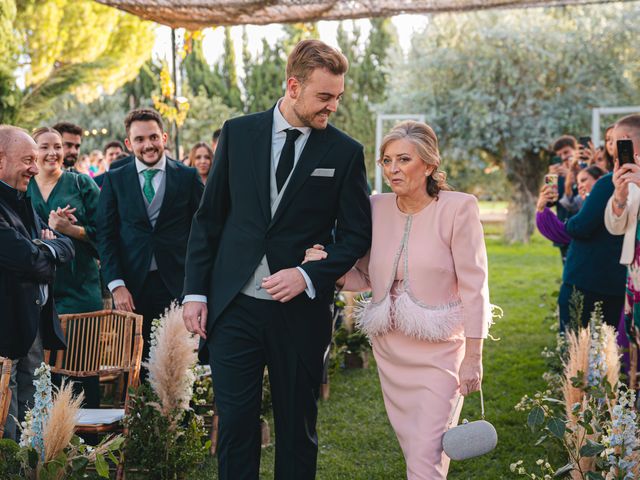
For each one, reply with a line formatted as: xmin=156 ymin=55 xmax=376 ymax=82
xmin=548 ymin=155 xmax=562 ymax=166
xmin=617 ymin=139 xmax=635 ymax=166
xmin=579 ymin=136 xmax=591 ymax=148
xmin=544 ymin=173 xmax=559 ymax=206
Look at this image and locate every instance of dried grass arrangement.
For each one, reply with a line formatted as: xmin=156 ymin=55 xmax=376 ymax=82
xmin=143 ymin=301 xmax=199 ymax=421
xmin=12 ymin=364 xmax=124 ymax=480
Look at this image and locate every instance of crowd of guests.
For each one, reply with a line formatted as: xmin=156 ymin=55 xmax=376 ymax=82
xmin=0 ymin=110 xmax=219 ymax=441
xmin=535 ymin=116 xmax=640 ymax=369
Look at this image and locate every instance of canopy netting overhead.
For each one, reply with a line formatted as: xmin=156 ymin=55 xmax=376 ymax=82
xmin=96 ymin=0 xmax=632 ymax=29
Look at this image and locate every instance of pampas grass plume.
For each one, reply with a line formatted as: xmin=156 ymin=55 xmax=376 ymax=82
xmin=42 ymin=380 xmax=83 ymax=463
xmin=144 ymin=302 xmax=199 ymax=418
xmin=562 ymin=328 xmax=590 ymax=422
xmin=601 ymin=324 xmax=620 ymax=391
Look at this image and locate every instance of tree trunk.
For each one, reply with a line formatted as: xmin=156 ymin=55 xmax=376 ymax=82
xmin=503 ymin=151 xmax=546 ymax=244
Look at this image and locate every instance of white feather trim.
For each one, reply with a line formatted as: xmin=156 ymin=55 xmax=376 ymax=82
xmin=392 ymin=292 xmax=463 ymax=341
xmin=355 ymin=293 xmax=463 ymax=342
xmin=354 ymin=295 xmax=394 ymax=337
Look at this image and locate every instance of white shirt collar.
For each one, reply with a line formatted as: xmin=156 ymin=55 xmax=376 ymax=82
xmin=273 ymin=98 xmax=312 ymax=136
xmin=135 ymin=154 xmax=167 ymax=174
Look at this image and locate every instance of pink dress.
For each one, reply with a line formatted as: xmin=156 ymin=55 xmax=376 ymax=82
xmin=343 ymin=192 xmax=491 ymax=479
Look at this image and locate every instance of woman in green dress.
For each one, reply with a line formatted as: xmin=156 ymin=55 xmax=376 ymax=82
xmin=28 ymin=127 xmax=102 ymax=407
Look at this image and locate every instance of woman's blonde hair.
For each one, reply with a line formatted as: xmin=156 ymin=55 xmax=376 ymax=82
xmin=379 ymin=120 xmax=451 ymax=198
xmin=32 ymin=127 xmax=62 ymax=143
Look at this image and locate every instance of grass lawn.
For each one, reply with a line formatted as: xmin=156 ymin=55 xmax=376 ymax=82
xmin=194 ymin=227 xmax=563 ymax=479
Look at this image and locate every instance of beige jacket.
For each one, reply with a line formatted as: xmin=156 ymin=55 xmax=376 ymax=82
xmin=604 ymin=182 xmax=640 ymax=265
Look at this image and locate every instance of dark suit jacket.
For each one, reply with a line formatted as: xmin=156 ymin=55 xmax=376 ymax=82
xmin=184 ymin=108 xmax=372 ymax=379
xmin=93 ymin=155 xmax=134 ymax=188
xmin=0 ymin=182 xmax=75 ymax=359
xmin=564 ymin=173 xmax=625 ymax=296
xmin=97 ymin=157 xmax=204 ymax=300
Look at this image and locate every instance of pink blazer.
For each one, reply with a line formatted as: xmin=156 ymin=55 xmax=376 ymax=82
xmin=343 ymin=192 xmax=491 ymax=340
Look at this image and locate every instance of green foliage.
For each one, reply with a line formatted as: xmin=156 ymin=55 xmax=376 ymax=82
xmin=242 ymin=38 xmax=287 ymax=113
xmin=332 ymin=19 xmax=395 ymax=172
xmin=0 ymin=439 xmax=21 ymax=477
xmin=334 ymin=324 xmax=371 ymax=355
xmin=221 ymin=27 xmax=243 ymax=111
xmin=183 ymin=38 xmax=226 ymax=100
xmin=387 ymin=4 xmax=640 ymax=242
xmin=124 ymin=384 xmax=210 ymax=479
xmin=180 ymin=86 xmax=240 ymax=151
xmin=120 ymin=59 xmax=162 ymax=110
xmin=0 ymin=0 xmax=19 ymax=123
xmin=7 ymin=0 xmax=154 ymax=128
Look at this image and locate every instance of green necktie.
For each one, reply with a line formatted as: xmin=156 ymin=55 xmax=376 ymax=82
xmin=142 ymin=169 xmax=159 ymax=203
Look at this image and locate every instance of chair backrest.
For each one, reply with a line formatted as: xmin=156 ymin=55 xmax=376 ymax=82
xmin=0 ymin=356 xmax=12 ymax=437
xmin=46 ymin=310 xmax=143 ymax=400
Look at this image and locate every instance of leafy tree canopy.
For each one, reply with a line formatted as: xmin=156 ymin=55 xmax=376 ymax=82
xmin=3 ymin=0 xmax=154 ymax=126
xmin=386 ymin=4 xmax=640 ymax=241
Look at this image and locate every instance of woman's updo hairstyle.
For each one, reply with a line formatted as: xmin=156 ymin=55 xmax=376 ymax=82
xmin=379 ymin=120 xmax=451 ymax=199
xmin=32 ymin=127 xmax=62 ymax=143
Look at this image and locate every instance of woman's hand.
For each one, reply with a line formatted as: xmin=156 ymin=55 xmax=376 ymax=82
xmin=302 ymin=244 xmax=327 ymax=264
xmin=459 ymin=338 xmax=483 ymax=396
xmin=612 ymin=161 xmax=640 ymax=206
xmin=48 ymin=208 xmax=73 ymax=234
xmin=536 ymin=185 xmax=556 ymax=212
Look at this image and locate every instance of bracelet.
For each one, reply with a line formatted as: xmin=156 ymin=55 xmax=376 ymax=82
xmin=614 ymin=199 xmax=627 ymax=210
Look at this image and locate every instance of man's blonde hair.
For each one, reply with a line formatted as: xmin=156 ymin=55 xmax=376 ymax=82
xmin=286 ymin=39 xmax=348 ymax=84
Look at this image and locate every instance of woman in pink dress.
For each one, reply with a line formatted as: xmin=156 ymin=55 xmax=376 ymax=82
xmin=305 ymin=121 xmax=492 ymax=479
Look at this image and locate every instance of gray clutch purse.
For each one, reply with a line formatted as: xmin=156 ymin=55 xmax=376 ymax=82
xmin=442 ymin=389 xmax=497 ymax=461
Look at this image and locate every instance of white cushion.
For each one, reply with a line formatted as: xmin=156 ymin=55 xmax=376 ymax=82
xmin=76 ymin=408 xmax=125 ymax=425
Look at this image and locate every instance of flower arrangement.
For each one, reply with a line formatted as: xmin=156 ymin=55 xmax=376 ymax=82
xmin=5 ymin=363 xmax=124 ymax=480
xmin=124 ymin=302 xmax=209 ymax=478
xmin=513 ymin=303 xmax=640 ymax=479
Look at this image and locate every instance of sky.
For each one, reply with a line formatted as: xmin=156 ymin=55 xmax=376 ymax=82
xmin=152 ymin=14 xmax=429 ymax=75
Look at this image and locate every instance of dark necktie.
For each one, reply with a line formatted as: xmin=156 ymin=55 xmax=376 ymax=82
xmin=276 ymin=128 xmax=302 ymax=192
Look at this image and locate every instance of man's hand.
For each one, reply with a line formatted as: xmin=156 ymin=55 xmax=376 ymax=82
xmin=112 ymin=286 xmax=135 ymax=312
xmin=41 ymin=229 xmax=57 ymax=241
xmin=262 ymin=268 xmax=307 ymax=303
xmin=183 ymin=302 xmax=208 ymax=339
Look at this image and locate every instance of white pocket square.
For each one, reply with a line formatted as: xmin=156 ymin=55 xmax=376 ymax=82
xmin=311 ymin=168 xmax=335 ymax=177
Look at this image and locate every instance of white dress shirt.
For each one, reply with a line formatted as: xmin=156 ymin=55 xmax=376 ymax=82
xmin=107 ymin=155 xmax=167 ymax=293
xmin=184 ymin=100 xmax=317 ymax=304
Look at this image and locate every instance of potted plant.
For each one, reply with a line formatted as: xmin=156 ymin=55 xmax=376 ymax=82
xmin=334 ymin=325 xmax=371 ymax=369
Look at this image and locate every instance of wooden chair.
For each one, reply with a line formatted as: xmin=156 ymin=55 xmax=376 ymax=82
xmin=0 ymin=356 xmax=12 ymax=438
xmin=45 ymin=310 xmax=143 ymax=480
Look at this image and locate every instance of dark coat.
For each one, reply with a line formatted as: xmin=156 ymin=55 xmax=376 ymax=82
xmin=183 ymin=108 xmax=372 ymax=379
xmin=93 ymin=155 xmax=134 ymax=188
xmin=96 ymin=158 xmax=204 ymax=300
xmin=564 ymin=173 xmax=626 ymax=296
xmin=0 ymin=181 xmax=75 ymax=359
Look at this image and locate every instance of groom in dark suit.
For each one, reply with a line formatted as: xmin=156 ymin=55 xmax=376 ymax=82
xmin=97 ymin=109 xmax=204 ymax=364
xmin=183 ymin=40 xmax=372 ymax=479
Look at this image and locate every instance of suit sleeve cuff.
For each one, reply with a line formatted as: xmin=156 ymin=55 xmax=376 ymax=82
xmin=35 ymin=239 xmax=57 ymax=259
xmin=184 ymin=294 xmax=208 ymax=304
xmin=108 ymin=279 xmax=126 ymax=292
xmin=296 ymin=267 xmax=316 ymax=299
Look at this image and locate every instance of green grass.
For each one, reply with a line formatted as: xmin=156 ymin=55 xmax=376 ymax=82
xmin=479 ymin=201 xmax=508 ymax=213
xmin=195 ymin=229 xmax=564 ymax=479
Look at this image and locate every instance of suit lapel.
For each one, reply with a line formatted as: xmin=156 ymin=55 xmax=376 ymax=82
xmin=124 ymin=162 xmax=152 ymax=229
xmin=156 ymin=157 xmax=177 ymax=228
xmin=251 ymin=109 xmax=275 ymax=225
xmin=269 ymin=128 xmax=331 ymax=229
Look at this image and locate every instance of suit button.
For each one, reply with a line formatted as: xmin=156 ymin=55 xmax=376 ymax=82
xmin=35 ymin=299 xmax=41 ymax=306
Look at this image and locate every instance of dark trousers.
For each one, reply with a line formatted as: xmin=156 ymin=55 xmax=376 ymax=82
xmin=209 ymin=294 xmax=320 ymax=480
xmin=558 ymin=282 xmax=624 ymax=331
xmin=133 ymin=271 xmax=174 ymax=378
